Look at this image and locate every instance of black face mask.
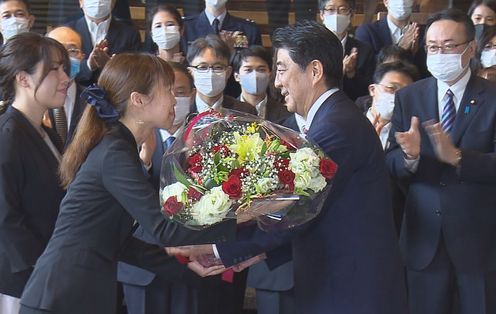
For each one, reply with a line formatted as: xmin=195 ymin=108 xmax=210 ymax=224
xmin=474 ymin=24 xmax=488 ymax=43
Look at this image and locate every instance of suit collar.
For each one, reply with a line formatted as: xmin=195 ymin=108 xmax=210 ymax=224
xmin=77 ymin=17 xmax=94 ymax=55
xmin=451 ymin=75 xmax=485 ymax=145
xmin=378 ymin=17 xmax=393 ymax=46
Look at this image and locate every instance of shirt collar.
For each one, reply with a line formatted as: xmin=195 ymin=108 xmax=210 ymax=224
xmin=205 ymin=9 xmax=227 ymax=29
xmin=303 ymin=88 xmax=339 ymax=131
xmin=196 ymin=93 xmax=224 ymax=113
xmin=340 ymin=34 xmax=348 ymax=54
xmin=240 ymin=94 xmax=268 ymax=118
xmin=386 ymin=15 xmax=403 ymax=44
xmin=84 ymin=14 xmax=112 ymax=46
xmin=437 ymin=68 xmax=471 ymax=106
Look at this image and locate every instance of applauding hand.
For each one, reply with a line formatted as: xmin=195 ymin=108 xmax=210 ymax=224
xmin=395 ymin=116 xmax=421 ymax=159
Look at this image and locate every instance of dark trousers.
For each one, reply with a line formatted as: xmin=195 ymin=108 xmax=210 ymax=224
xmin=255 ymin=288 xmax=297 ymax=314
xmin=19 ymin=305 xmax=53 ymax=314
xmin=407 ymin=236 xmax=496 ymax=314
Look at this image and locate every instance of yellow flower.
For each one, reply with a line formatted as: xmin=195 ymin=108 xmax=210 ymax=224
xmin=229 ymin=132 xmax=264 ymax=164
xmin=246 ymin=122 xmax=259 ymax=134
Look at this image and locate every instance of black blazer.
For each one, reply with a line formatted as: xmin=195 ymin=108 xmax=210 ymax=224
xmin=20 ymin=122 xmax=236 ymax=314
xmin=342 ymin=36 xmax=375 ymax=101
xmin=182 ymin=11 xmax=262 ymax=52
xmin=0 ymin=106 xmax=65 ymax=297
xmin=66 ymin=17 xmax=142 ymax=86
xmin=386 ymin=75 xmax=496 ymax=273
xmin=48 ymin=84 xmax=86 ymax=148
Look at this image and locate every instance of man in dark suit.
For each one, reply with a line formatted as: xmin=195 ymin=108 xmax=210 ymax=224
xmin=319 ymin=0 xmax=375 ymax=100
xmin=386 ymin=9 xmax=496 ymax=314
xmin=355 ymin=0 xmax=428 ymax=78
xmin=0 ymin=0 xmax=34 ymax=45
xmin=182 ymin=0 xmax=262 ymax=53
xmin=46 ymin=26 xmax=87 ymax=147
xmin=66 ymin=0 xmax=141 ymax=86
xmin=172 ymin=21 xmax=407 ymax=314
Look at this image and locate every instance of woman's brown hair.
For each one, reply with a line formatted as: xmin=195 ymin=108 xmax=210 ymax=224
xmin=59 ymin=53 xmax=175 ymax=188
xmin=0 ymin=32 xmax=70 ymax=113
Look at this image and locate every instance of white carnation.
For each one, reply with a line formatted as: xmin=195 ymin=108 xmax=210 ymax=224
xmin=290 ymin=147 xmax=326 ymax=192
xmin=190 ymin=186 xmax=232 ymax=225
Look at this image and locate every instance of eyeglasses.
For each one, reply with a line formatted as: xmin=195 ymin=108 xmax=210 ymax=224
xmin=190 ymin=64 xmax=228 ymax=73
xmin=66 ymin=47 xmax=82 ymax=58
xmin=424 ymin=41 xmax=470 ymax=54
xmin=322 ymin=6 xmax=351 ymax=15
xmin=376 ymin=83 xmax=403 ymax=93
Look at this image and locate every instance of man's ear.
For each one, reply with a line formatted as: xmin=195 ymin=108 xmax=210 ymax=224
xmin=368 ymin=84 xmax=376 ymax=97
xmin=233 ymin=72 xmax=240 ymax=82
xmin=27 ymin=15 xmax=35 ymax=29
xmin=225 ymin=66 xmax=233 ymax=82
xmin=309 ymin=60 xmax=324 ymax=85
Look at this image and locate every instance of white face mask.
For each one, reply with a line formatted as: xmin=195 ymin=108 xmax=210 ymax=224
xmin=387 ymin=0 xmax=413 ymax=21
xmin=374 ymin=91 xmax=395 ymax=121
xmin=239 ymin=71 xmax=270 ymax=96
xmin=83 ymin=0 xmax=112 ymax=20
xmin=481 ymin=49 xmax=496 ymax=68
xmin=323 ymin=14 xmax=350 ymax=36
xmin=205 ymin=0 xmax=228 ymax=9
xmin=173 ymin=96 xmax=192 ymax=125
xmin=427 ymin=45 xmax=469 ymax=83
xmin=152 ymin=25 xmax=180 ymax=50
xmin=194 ymin=69 xmax=226 ymax=97
xmin=1 ymin=17 xmax=29 ymax=41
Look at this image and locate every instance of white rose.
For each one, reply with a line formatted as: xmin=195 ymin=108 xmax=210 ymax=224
xmin=191 ymin=186 xmax=232 ymax=225
xmin=309 ymin=174 xmax=327 ymax=193
xmin=255 ymin=177 xmax=278 ymax=194
xmin=161 ymin=182 xmax=187 ymax=203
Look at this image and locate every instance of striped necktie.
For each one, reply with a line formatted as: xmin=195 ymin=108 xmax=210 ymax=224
xmin=164 ymin=136 xmax=175 ymax=150
xmin=53 ymin=107 xmax=67 ymax=144
xmin=441 ymin=89 xmax=456 ymax=133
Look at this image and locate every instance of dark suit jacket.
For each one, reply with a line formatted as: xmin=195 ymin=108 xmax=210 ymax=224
xmin=343 ymin=36 xmax=375 ymax=101
xmin=385 ymin=75 xmax=496 ymax=272
xmin=355 ymin=16 xmax=428 ymax=78
xmin=20 ymin=122 xmax=236 ymax=314
xmin=66 ymin=17 xmax=142 ymax=86
xmin=182 ymin=11 xmax=262 ymax=52
xmin=48 ymin=84 xmax=86 ymax=148
xmin=0 ymin=106 xmax=65 ymax=297
xmin=217 ymin=90 xmax=407 ymax=313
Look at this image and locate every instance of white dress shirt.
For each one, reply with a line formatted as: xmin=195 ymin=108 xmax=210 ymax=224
xmin=386 ymin=15 xmax=404 ymax=45
xmin=84 ymin=15 xmax=111 ymax=46
xmin=195 ymin=94 xmax=223 ymax=113
xmin=366 ymin=109 xmax=392 ymax=150
xmin=63 ymin=83 xmax=77 ymax=131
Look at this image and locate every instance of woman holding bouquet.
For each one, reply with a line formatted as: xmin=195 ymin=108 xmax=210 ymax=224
xmin=19 ymin=53 xmax=236 ymax=314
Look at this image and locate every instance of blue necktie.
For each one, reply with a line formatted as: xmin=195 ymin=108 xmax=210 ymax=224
xmin=441 ymin=89 xmax=456 ymax=133
xmin=164 ymin=136 xmax=175 ymax=150
xmin=212 ymin=18 xmax=220 ymax=34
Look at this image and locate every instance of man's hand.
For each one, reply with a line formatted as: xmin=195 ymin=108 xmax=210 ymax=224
xmin=370 ymin=111 xmax=388 ymax=135
xmin=423 ymin=120 xmax=461 ymax=166
xmin=343 ymin=47 xmax=358 ymax=79
xmin=398 ymin=22 xmax=419 ymax=53
xmin=165 ymin=244 xmax=214 ymax=260
xmin=88 ymin=39 xmax=111 ymax=71
xmin=187 ymin=260 xmax=227 ymax=277
xmin=395 ymin=116 xmax=421 ymax=159
xmin=232 ymin=253 xmax=267 ymax=272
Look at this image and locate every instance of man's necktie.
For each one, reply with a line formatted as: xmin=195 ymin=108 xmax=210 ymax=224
xmin=164 ymin=136 xmax=175 ymax=150
xmin=441 ymin=89 xmax=456 ymax=133
xmin=53 ymin=107 xmax=67 ymax=144
xmin=212 ymin=18 xmax=220 ymax=34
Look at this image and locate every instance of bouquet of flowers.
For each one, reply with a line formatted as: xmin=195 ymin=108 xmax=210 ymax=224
xmin=160 ymin=109 xmax=337 ymax=231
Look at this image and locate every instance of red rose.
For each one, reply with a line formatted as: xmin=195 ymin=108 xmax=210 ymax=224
xmin=187 ymin=153 xmax=203 ymax=173
xmin=320 ymin=158 xmax=337 ymax=179
xmin=278 ymin=169 xmax=295 ymax=185
xmin=162 ymin=196 xmax=182 ymax=216
xmin=187 ymin=187 xmax=202 ymax=201
xmin=274 ymin=158 xmax=290 ymax=171
xmin=229 ymin=167 xmax=248 ymax=179
xmin=175 ymin=255 xmax=190 ymax=265
xmin=222 ymin=175 xmax=242 ymax=199
xmin=212 ymin=144 xmax=230 ymax=156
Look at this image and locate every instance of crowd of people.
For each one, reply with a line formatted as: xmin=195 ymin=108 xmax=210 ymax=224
xmin=0 ymin=0 xmax=495 ymax=313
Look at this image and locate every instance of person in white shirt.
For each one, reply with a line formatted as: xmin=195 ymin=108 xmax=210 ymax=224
xmin=366 ymin=60 xmax=417 ymax=149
